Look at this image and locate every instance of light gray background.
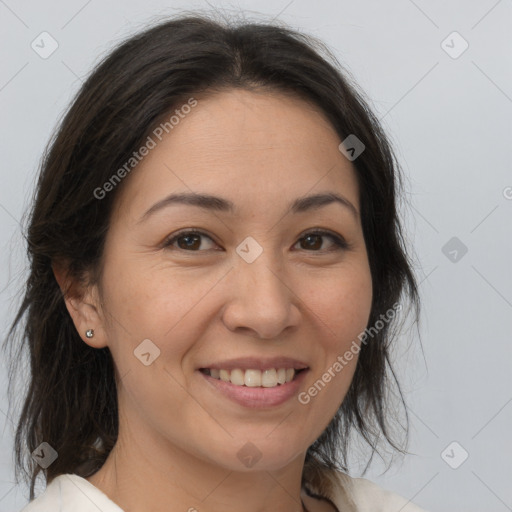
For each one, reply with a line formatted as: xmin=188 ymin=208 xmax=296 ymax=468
xmin=1 ymin=1 xmax=511 ymax=511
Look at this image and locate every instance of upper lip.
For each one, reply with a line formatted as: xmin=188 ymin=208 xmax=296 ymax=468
xmin=198 ymin=356 xmax=309 ymax=371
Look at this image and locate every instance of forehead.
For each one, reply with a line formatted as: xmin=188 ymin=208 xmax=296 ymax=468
xmin=113 ymin=89 xmax=360 ymax=222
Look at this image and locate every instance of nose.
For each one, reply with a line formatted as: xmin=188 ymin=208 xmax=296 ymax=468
xmin=221 ymin=251 xmax=301 ymax=340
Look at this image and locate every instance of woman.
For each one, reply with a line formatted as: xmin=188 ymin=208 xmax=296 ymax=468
xmin=7 ymin=12 xmax=424 ymax=512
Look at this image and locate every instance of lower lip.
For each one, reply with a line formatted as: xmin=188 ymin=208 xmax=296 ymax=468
xmin=199 ymin=370 xmax=309 ymax=409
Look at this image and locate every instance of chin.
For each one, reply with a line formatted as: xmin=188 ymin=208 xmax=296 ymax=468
xmin=201 ymin=435 xmax=307 ymax=473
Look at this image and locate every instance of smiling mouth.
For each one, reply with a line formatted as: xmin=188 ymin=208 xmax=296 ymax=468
xmin=199 ymin=368 xmax=307 ymax=388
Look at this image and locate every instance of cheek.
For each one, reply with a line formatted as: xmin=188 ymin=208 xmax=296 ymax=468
xmin=307 ymin=263 xmax=373 ymax=349
xmin=100 ymin=255 xmax=223 ymax=371
xmin=101 ymin=254 xmax=184 ymax=333
xmin=299 ymin=264 xmax=372 ymax=412
xmin=98 ymin=259 xmax=205 ymax=417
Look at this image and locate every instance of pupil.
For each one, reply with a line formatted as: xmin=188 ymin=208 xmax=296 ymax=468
xmin=304 ymin=235 xmax=321 ymax=250
xmin=180 ymin=235 xmax=199 ymax=249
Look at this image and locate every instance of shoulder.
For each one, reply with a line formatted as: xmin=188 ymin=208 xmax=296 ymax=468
xmin=327 ymin=469 xmax=428 ymax=512
xmin=19 ymin=473 xmax=125 ymax=512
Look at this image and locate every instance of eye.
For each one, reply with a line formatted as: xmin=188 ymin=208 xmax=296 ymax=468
xmin=162 ymin=229 xmax=350 ymax=252
xmin=294 ymin=230 xmax=349 ymax=252
xmin=163 ymin=230 xmax=218 ymax=251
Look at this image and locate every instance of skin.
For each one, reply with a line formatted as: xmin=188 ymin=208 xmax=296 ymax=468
xmin=56 ymin=89 xmax=373 ymax=512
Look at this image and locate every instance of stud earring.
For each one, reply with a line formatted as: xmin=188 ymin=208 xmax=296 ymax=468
xmin=85 ymin=329 xmax=95 ymax=338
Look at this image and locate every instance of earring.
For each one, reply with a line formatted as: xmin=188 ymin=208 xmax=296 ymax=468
xmin=85 ymin=329 xmax=95 ymax=338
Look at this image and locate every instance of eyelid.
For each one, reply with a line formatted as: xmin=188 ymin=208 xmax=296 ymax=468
xmin=295 ymin=228 xmax=351 ymax=252
xmin=161 ymin=229 xmax=219 ymax=250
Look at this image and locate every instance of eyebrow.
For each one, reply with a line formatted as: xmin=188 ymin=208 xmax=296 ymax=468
xmin=139 ymin=191 xmax=359 ymax=222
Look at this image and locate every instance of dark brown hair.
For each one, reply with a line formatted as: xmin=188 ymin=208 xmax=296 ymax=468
xmin=4 ymin=12 xmax=420 ymax=500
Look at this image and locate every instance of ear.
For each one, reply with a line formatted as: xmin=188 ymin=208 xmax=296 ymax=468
xmin=52 ymin=261 xmax=109 ymax=349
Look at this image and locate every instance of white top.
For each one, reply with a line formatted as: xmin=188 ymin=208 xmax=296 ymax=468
xmin=19 ymin=472 xmax=427 ymax=511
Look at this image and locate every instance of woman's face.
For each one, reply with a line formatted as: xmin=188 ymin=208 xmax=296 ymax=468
xmin=86 ymin=89 xmax=372 ymax=471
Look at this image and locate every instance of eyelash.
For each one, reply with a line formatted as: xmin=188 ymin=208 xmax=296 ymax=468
xmin=162 ymin=229 xmax=350 ymax=253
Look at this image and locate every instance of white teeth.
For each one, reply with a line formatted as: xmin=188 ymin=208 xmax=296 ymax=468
xmin=244 ymin=369 xmax=261 ymax=387
xmin=206 ymin=368 xmax=299 ymax=387
xmin=230 ymin=369 xmax=245 ymax=386
xmin=261 ymin=369 xmax=277 ymax=388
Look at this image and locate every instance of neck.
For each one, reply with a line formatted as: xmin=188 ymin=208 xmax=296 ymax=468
xmin=86 ymin=432 xmax=311 ymax=512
